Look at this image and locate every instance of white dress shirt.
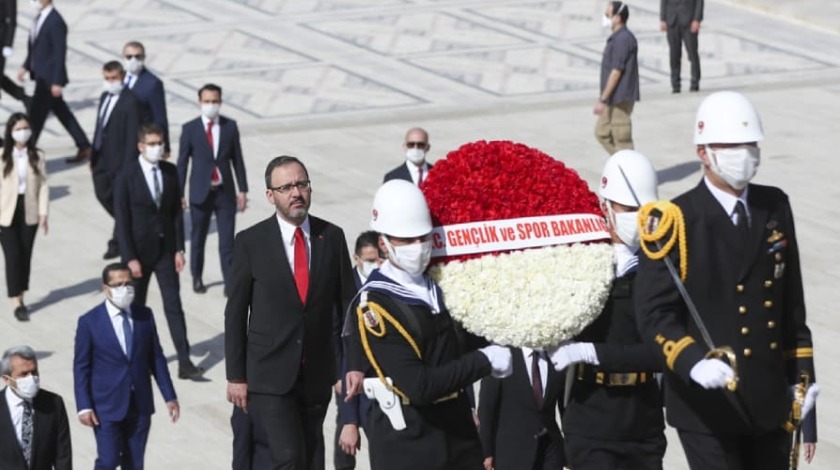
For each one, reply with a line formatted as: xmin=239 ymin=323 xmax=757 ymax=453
xmin=276 ymin=215 xmax=311 ymax=272
xmin=105 ymin=299 xmax=134 ymax=356
xmin=125 ymin=73 xmax=137 ymax=89
xmin=521 ymin=346 xmax=548 ymax=396
xmin=15 ymin=148 xmax=28 ymax=195
xmin=613 ymin=243 xmax=638 ymax=277
xmin=404 ymin=161 xmax=430 ymax=185
xmin=4 ymin=387 xmax=29 ymax=446
xmin=31 ymin=5 xmax=54 ymax=42
xmin=704 ymin=176 xmax=750 ymax=226
xmin=100 ymin=91 xmax=120 ymax=127
xmin=137 ymin=156 xmax=162 ymax=204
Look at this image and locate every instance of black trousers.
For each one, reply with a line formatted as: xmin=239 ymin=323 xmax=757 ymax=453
xmin=189 ymin=187 xmax=236 ymax=286
xmin=249 ymin=387 xmax=329 ymax=470
xmin=564 ymin=433 xmax=666 ymax=470
xmin=678 ymin=428 xmax=790 ymax=470
xmin=93 ymin=170 xmax=118 ymax=250
xmin=0 ymin=196 xmax=38 ymax=297
xmin=132 ymin=248 xmax=191 ymax=366
xmin=666 ymin=23 xmax=701 ymax=90
xmin=231 ymin=405 xmax=272 ymax=470
xmin=29 ymin=77 xmax=90 ymax=149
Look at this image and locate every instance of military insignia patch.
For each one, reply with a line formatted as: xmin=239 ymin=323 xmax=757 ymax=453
xmin=774 ymin=262 xmax=785 ymax=279
xmin=767 ymin=230 xmax=784 ymax=244
xmin=363 ymin=308 xmax=380 ymax=328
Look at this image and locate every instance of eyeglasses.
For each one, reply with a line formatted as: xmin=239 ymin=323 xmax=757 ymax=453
xmin=270 ymin=180 xmax=311 ymax=194
xmin=405 ymin=142 xmax=427 ymax=149
xmin=124 ymin=54 xmax=145 ymax=60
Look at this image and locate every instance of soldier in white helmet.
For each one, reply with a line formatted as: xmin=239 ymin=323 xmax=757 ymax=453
xmin=549 ymin=150 xmax=666 ymax=469
xmin=634 ymin=91 xmax=818 ymax=469
xmin=343 ymin=180 xmax=512 ymax=470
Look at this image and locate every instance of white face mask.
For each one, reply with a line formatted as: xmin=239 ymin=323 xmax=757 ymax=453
xmin=103 ymin=80 xmax=123 ymax=96
xmin=601 ymin=14 xmax=613 ymax=29
xmin=12 ymin=129 xmax=32 ymax=145
xmin=608 ymin=206 xmax=640 ymax=251
xmin=384 ymin=238 xmax=432 ymax=275
xmin=124 ymin=58 xmax=144 ymax=75
xmin=360 ymin=260 xmax=378 ymax=278
xmin=109 ymin=286 xmax=135 ymax=310
xmin=30 ymin=0 xmax=42 ymax=12
xmin=201 ymin=103 xmax=220 ymax=120
xmin=143 ymin=144 xmax=164 ymax=163
xmin=707 ymin=145 xmax=760 ymax=191
xmin=405 ymin=148 xmax=426 ymax=165
xmin=12 ymin=374 xmax=40 ymax=400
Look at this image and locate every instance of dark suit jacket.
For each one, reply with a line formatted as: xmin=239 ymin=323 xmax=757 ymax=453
xmin=635 ymin=181 xmax=815 ymax=435
xmin=0 ymin=388 xmax=71 ymax=470
xmin=382 ymin=161 xmax=432 ymax=183
xmin=225 ymin=215 xmax=356 ymax=402
xmin=91 ymin=89 xmax=141 ymax=175
xmin=130 ymin=68 xmax=170 ymax=151
xmin=177 ymin=115 xmax=248 ymax=205
xmin=23 ymin=8 xmax=68 ymax=86
xmin=0 ymin=0 xmax=16 ymax=48
xmin=114 ymin=159 xmax=185 ymax=267
xmin=661 ymin=0 xmax=704 ymax=26
xmin=73 ymin=302 xmax=177 ymax=422
xmin=478 ymin=348 xmax=564 ymax=470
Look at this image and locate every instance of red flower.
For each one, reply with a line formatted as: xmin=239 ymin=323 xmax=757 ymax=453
xmin=423 ymin=140 xmax=602 ymax=264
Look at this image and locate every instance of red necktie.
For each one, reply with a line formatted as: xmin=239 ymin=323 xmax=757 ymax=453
xmin=207 ymin=120 xmax=221 ymax=185
xmin=531 ymin=351 xmax=544 ymax=408
xmin=293 ymin=227 xmax=309 ymax=304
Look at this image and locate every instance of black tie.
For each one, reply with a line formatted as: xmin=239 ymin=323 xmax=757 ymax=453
xmin=734 ymin=201 xmax=749 ymax=244
xmin=531 ymin=351 xmax=543 ymax=408
xmin=21 ymin=400 xmax=33 ymax=467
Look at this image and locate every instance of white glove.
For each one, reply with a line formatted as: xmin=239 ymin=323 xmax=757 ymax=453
xmin=479 ymin=345 xmax=512 ymax=378
xmin=2 ymin=47 xmax=12 ymax=58
xmin=801 ymin=383 xmax=819 ymax=420
xmin=689 ymin=358 xmax=735 ymax=389
xmin=548 ymin=342 xmax=598 ymax=371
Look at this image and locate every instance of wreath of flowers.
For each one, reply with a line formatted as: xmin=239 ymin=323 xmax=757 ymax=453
xmin=423 ymin=141 xmax=614 ymax=348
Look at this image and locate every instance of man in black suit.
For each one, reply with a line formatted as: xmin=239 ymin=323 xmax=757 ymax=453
xmin=225 ymin=155 xmax=357 ymax=469
xmin=0 ymin=0 xmax=30 ymax=110
xmin=660 ymin=0 xmax=703 ymax=93
xmin=114 ymin=123 xmax=204 ymax=381
xmin=382 ymin=127 xmax=432 ymax=185
xmin=479 ymin=347 xmax=565 ymax=470
xmin=635 ymin=91 xmax=818 ymax=470
xmin=0 ymin=345 xmax=71 ymax=470
xmin=177 ymin=83 xmax=248 ymax=295
xmin=121 ymin=41 xmax=171 ymax=157
xmin=19 ymin=0 xmax=91 ymax=160
xmin=91 ymin=60 xmax=141 ymax=260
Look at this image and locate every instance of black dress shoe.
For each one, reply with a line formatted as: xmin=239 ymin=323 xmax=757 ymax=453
xmin=672 ymin=88 xmax=680 ymax=94
xmin=14 ymin=305 xmax=29 ymax=322
xmin=193 ymin=278 xmax=207 ymax=294
xmin=103 ymin=245 xmax=120 ymax=260
xmin=66 ymin=147 xmax=92 ymax=164
xmin=689 ymin=85 xmax=700 ymax=92
xmin=178 ymin=364 xmax=206 ymax=380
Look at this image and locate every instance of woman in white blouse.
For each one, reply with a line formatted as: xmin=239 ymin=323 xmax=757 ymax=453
xmin=0 ymin=113 xmax=48 ymax=322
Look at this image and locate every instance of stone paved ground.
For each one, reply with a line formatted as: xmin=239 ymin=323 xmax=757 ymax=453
xmin=1 ymin=0 xmax=838 ymax=468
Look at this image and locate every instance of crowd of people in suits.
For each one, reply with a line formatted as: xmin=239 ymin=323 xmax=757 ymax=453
xmin=0 ymin=1 xmax=821 ymax=470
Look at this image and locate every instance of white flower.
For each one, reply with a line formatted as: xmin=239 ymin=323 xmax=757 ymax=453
xmin=429 ymin=243 xmax=614 ymax=348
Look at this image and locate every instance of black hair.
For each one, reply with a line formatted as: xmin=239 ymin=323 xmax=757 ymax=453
xmin=354 ymin=231 xmax=383 ymax=257
xmin=102 ymin=262 xmax=130 ymax=284
xmin=198 ymin=83 xmax=223 ymax=100
xmin=2 ymin=113 xmax=41 ymax=178
xmin=138 ymin=122 xmax=164 ymax=143
xmin=103 ymin=60 xmax=125 ymax=75
xmin=264 ymin=156 xmax=309 ymax=188
xmin=610 ymin=1 xmax=629 ymax=23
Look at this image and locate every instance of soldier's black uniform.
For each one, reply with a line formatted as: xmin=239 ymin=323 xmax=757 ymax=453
xmin=635 ymin=180 xmax=816 ymax=470
xmin=352 ymin=269 xmax=490 ymax=470
xmin=563 ymin=271 xmax=666 ymax=469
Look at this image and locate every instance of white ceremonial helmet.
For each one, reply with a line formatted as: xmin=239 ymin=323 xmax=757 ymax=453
xmin=694 ymin=91 xmax=765 ymax=145
xmin=370 ymin=180 xmax=433 ymax=237
xmin=599 ymin=149 xmax=659 ymax=207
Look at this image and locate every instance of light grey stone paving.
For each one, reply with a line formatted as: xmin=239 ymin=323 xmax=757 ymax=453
xmin=1 ymin=1 xmax=838 ymax=468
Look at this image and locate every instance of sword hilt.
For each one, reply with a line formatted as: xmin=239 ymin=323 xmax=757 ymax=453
xmin=705 ymin=346 xmax=739 ymax=392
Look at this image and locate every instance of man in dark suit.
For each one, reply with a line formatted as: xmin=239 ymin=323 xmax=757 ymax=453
xmin=91 ymin=60 xmax=141 ymax=260
xmin=19 ymin=0 xmax=91 ymax=160
xmin=121 ymin=41 xmax=171 ymax=157
xmin=635 ymin=91 xmax=818 ymax=470
xmin=177 ymin=83 xmax=248 ymax=295
xmin=74 ymin=263 xmax=179 ymax=469
xmin=1 ymin=345 xmax=71 ymax=470
xmin=479 ymin=347 xmax=565 ymax=470
xmin=225 ymin=155 xmax=357 ymax=469
xmin=0 ymin=0 xmax=30 ymax=110
xmin=382 ymin=127 xmax=432 ymax=185
xmin=114 ymin=123 xmax=204 ymax=381
xmin=660 ymin=0 xmax=703 ymax=93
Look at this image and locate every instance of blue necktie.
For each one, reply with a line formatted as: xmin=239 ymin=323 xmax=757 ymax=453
xmin=121 ymin=311 xmax=133 ymax=357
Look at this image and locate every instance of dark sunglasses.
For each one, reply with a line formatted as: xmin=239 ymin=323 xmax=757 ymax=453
xmin=405 ymin=141 xmax=427 ymax=149
xmin=124 ymin=54 xmax=145 ymax=60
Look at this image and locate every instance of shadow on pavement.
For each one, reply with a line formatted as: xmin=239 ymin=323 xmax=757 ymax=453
xmin=28 ymin=277 xmax=101 ymax=314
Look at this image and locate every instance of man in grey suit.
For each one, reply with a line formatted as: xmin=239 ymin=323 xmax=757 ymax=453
xmin=660 ymin=0 xmax=704 ymax=93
